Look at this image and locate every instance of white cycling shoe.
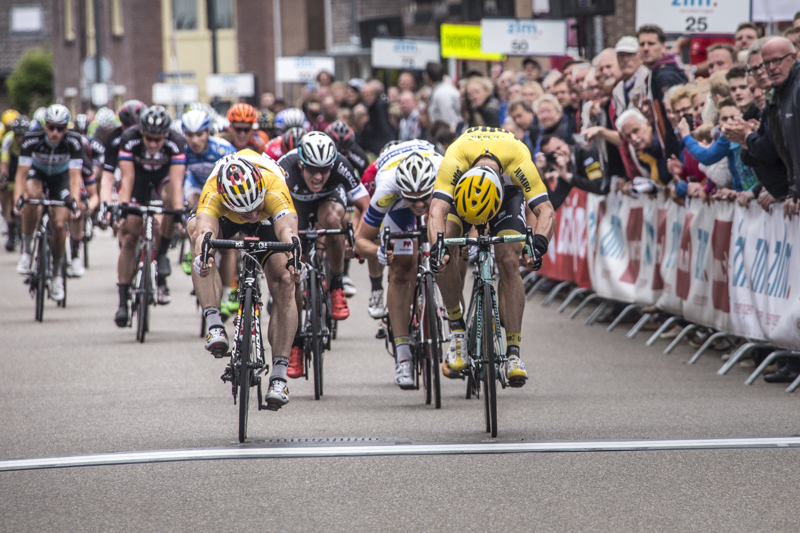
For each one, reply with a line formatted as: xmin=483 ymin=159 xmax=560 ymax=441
xmin=265 ymin=378 xmax=290 ymax=408
xmin=395 ymin=360 xmax=414 ymax=389
xmin=342 ymin=275 xmax=357 ymax=297
xmin=368 ymin=289 xmax=386 ymax=318
xmin=17 ymin=253 xmax=32 ymax=275
xmin=67 ymin=257 xmax=85 ymax=278
xmin=446 ymin=331 xmax=470 ymax=371
xmin=50 ymin=276 xmax=65 ymax=301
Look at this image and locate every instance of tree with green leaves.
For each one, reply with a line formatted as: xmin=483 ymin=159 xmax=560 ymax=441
xmin=6 ymin=48 xmax=54 ymax=115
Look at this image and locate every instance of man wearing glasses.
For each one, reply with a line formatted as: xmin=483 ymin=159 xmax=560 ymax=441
xmin=277 ymin=131 xmax=369 ymax=379
xmin=113 ymin=105 xmax=186 ymax=325
xmin=13 ymin=104 xmax=85 ymax=302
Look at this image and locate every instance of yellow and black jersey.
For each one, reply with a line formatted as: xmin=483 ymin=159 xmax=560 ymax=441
xmin=433 ymin=127 xmax=549 ymax=209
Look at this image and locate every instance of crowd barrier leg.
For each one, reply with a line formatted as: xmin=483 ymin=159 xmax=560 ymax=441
xmin=745 ymin=350 xmax=800 ymax=385
xmin=525 ymin=277 xmax=550 ymax=301
xmin=625 ymin=313 xmax=653 ymax=339
xmin=585 ymin=301 xmax=609 ymax=326
xmin=663 ymin=324 xmax=700 ymax=354
xmin=541 ymin=281 xmax=572 ymax=308
xmin=557 ymin=288 xmax=592 ymax=314
xmin=688 ymin=332 xmax=739 ymax=365
xmin=569 ymin=294 xmax=601 ymax=319
xmin=646 ymin=316 xmax=681 ymax=346
xmin=785 ymin=374 xmax=800 ymax=393
xmin=606 ymin=304 xmax=638 ymax=332
xmin=717 ymin=342 xmax=773 ymax=375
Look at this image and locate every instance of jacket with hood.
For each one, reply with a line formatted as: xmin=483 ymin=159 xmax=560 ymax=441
xmin=764 ymin=61 xmax=800 ymax=200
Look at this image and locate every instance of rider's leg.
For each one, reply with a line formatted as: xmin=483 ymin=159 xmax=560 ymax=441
xmin=20 ymin=177 xmax=43 ymax=255
xmin=50 ymin=205 xmax=70 ymax=265
xmin=264 ymin=251 xmax=298 ymax=383
xmin=495 ymin=241 xmax=525 ymax=352
xmin=189 ymin=219 xmax=227 ymax=351
xmin=434 ymin=218 xmax=466 ymax=327
xmin=387 ymin=253 xmax=416 ymax=358
xmin=156 ymin=181 xmax=177 ymax=281
xmin=317 ymin=200 xmax=346 ymax=284
xmin=117 ymin=215 xmax=143 ymax=286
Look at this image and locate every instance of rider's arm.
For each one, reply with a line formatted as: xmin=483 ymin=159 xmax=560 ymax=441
xmin=85 ymin=182 xmax=100 ymax=212
xmin=13 ymin=162 xmax=30 ymax=203
xmin=273 ymin=212 xmax=299 ymax=244
xmin=117 ymin=160 xmax=135 ymax=203
xmin=354 ymin=218 xmax=381 ymax=259
xmin=350 ymin=194 xmax=369 ymax=234
xmin=531 ymin=200 xmax=555 ymax=241
xmin=168 ymin=163 xmax=185 ymax=209
xmin=192 ymin=212 xmax=220 ymax=258
xmin=100 ymin=170 xmax=116 ymax=205
xmin=69 ymin=167 xmax=83 ymax=208
xmin=427 ymin=197 xmax=451 ymax=245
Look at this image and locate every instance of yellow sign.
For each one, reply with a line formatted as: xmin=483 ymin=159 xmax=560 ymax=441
xmin=440 ymin=23 xmax=506 ymax=61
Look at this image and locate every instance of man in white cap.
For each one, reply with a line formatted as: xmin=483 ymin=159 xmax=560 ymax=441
xmin=611 ymin=36 xmax=649 ymax=115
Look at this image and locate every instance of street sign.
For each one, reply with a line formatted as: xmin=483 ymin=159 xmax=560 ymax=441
xmin=91 ymin=83 xmax=109 ymax=106
xmin=206 ymin=73 xmax=255 ymax=97
xmin=370 ymin=38 xmax=440 ymax=70
xmin=635 ymin=0 xmax=751 ymax=35
xmin=158 ymin=71 xmax=195 ymax=81
xmin=440 ymin=24 xmax=505 ymax=61
xmin=152 ymin=83 xmax=199 ymax=105
xmin=81 ymin=56 xmax=112 ymax=83
xmin=275 ymin=57 xmax=335 ymax=83
xmin=481 ymin=19 xmax=567 ymax=56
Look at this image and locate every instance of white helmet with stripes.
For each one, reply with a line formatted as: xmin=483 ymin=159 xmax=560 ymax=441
xmin=396 ymin=152 xmax=436 ymax=198
xmin=215 ymin=156 xmax=266 ymax=213
xmin=298 ymin=131 xmax=336 ymax=169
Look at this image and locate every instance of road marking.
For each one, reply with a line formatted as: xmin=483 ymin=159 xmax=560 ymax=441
xmin=2 ymin=436 xmax=799 ymax=472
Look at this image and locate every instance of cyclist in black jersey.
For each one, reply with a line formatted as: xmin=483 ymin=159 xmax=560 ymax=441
xmin=100 ymin=100 xmax=144 ymax=207
xmin=325 ymin=120 xmax=369 ymax=177
xmin=113 ymin=106 xmax=186 ymax=325
xmin=65 ymin=132 xmax=103 ymax=277
xmin=13 ymin=104 xmax=85 ymax=302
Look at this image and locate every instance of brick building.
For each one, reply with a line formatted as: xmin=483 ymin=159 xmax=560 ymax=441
xmin=0 ymin=0 xmax=52 ymax=111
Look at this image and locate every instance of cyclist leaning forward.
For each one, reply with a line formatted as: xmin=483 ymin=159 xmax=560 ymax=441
xmin=14 ymin=105 xmax=85 ymax=302
xmin=190 ymin=152 xmax=301 ymax=408
xmin=277 ymin=131 xmax=369 ymax=378
xmin=1 ymin=114 xmax=30 ymax=251
xmin=354 ymin=140 xmax=442 ymax=388
xmin=427 ymin=126 xmax=555 ymax=387
xmin=111 ymin=105 xmax=186 ymax=325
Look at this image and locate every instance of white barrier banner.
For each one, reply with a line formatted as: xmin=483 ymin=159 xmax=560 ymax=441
xmin=587 ymin=192 xmax=661 ymax=306
xmin=729 ymin=204 xmax=800 ymax=350
xmin=657 ymin=200 xmax=686 ymax=315
xmin=679 ymin=199 xmax=734 ymax=331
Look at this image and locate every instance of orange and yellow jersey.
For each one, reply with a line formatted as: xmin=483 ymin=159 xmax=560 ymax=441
xmin=433 ymin=126 xmax=549 ymax=209
xmin=197 ymin=149 xmax=295 ymax=225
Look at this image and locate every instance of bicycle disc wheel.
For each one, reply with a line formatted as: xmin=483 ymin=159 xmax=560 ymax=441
xmin=425 ymin=277 xmax=442 ymax=409
xmin=482 ymin=284 xmax=498 ymax=437
xmin=238 ymin=287 xmax=254 ymax=443
xmin=34 ymin=234 xmax=47 ymax=322
xmin=309 ymin=269 xmax=322 ymax=400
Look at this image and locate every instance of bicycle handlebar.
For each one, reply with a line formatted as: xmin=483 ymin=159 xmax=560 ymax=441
xmin=119 ymin=203 xmax=186 ymax=217
xmin=18 ymin=197 xmax=78 ymax=215
xmin=299 ymin=221 xmax=355 ymax=248
xmin=436 ymin=227 xmax=536 ymax=263
xmin=200 ymin=232 xmax=301 ymax=272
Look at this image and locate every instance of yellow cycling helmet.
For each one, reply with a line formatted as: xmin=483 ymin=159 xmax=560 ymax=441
xmin=1 ymin=109 xmax=20 ymax=128
xmin=453 ymin=165 xmax=504 ymax=226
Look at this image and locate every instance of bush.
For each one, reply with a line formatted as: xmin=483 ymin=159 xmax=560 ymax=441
xmin=6 ymin=48 xmax=54 ymax=115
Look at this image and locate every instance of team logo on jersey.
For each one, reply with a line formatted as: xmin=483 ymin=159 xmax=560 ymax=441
xmin=377 ymin=194 xmax=398 ymax=208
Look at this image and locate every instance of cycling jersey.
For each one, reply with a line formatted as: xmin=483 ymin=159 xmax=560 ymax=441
xmin=80 ymin=135 xmax=105 ymax=185
xmin=102 ymin=126 xmax=125 ymax=173
xmin=219 ymin=129 xmax=269 ymax=154
xmin=364 ymin=140 xmax=442 ymax=229
xmin=184 ymin=136 xmax=236 ymax=198
xmin=342 ymin=144 xmax=369 ymax=177
xmin=277 ymin=150 xmax=367 ymax=204
xmin=433 ymin=126 xmax=549 ymax=210
xmin=360 ymin=160 xmax=378 ymax=197
xmin=18 ymin=130 xmax=84 ymax=176
xmin=118 ymin=126 xmax=186 ymax=203
xmin=196 ymin=155 xmax=295 ymax=226
xmin=263 ymin=136 xmax=284 ymax=161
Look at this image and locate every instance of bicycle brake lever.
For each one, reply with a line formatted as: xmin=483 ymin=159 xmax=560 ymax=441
xmin=290 ymin=236 xmax=301 ymax=273
xmin=201 ymin=232 xmax=213 ymax=268
xmin=523 ymin=226 xmax=534 ymax=258
xmin=346 ymin=221 xmax=355 ymax=248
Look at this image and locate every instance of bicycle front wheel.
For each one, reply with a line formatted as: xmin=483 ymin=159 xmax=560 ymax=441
xmin=238 ymin=287 xmax=254 ymax=443
xmin=425 ymin=276 xmax=442 ymax=409
xmin=136 ymin=243 xmax=151 ymax=343
xmin=34 ymin=233 xmax=48 ymax=322
xmin=482 ymin=283 xmax=498 ymax=437
xmin=309 ymin=269 xmax=323 ymax=400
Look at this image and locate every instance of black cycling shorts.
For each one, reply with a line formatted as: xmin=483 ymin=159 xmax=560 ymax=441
xmin=27 ymin=168 xmax=71 ymax=201
xmin=447 ymin=186 xmax=526 ymax=237
xmin=292 ymin=185 xmax=348 ymax=253
xmin=131 ymin=173 xmax=170 ymax=205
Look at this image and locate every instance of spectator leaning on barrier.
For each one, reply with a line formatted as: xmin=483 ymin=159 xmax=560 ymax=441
xmin=425 ymin=62 xmax=461 ymax=129
xmin=638 ymin=24 xmax=688 ymax=159
xmin=760 ymin=37 xmax=800 ymax=217
xmin=616 ymin=108 xmax=671 ymax=191
xmin=535 ymin=134 xmax=610 ymax=210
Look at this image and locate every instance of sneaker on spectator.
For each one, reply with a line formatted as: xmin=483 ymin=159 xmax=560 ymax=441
xmin=659 ymin=325 xmax=683 ymax=339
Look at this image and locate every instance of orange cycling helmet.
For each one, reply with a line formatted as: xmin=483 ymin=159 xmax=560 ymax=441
xmin=227 ymin=103 xmax=258 ymax=124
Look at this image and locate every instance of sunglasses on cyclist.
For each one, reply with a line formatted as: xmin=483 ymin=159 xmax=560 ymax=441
xmin=144 ymin=134 xmax=165 ymax=143
xmin=302 ymin=164 xmax=331 ymax=175
xmin=46 ymin=124 xmax=66 ymax=133
xmin=232 ymin=126 xmax=252 ymax=134
xmin=402 ymin=193 xmax=432 ymax=205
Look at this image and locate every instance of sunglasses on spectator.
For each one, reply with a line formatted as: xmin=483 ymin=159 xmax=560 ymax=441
xmin=144 ymin=134 xmax=165 ymax=143
xmin=46 ymin=124 xmax=66 ymax=132
xmin=763 ymin=54 xmax=794 ymax=69
xmin=232 ymin=126 xmax=252 ymax=133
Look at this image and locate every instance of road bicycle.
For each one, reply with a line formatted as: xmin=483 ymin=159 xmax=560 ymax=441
xmin=18 ymin=197 xmax=73 ymax=321
xmin=437 ymin=226 xmax=535 ymax=437
xmin=382 ymin=219 xmax=445 ymax=408
xmin=297 ymin=220 xmax=354 ymax=400
xmin=119 ymin=201 xmax=186 ymax=343
xmin=201 ymin=232 xmax=300 ymax=443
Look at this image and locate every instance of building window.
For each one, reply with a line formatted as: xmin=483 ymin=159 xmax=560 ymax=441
xmin=208 ymin=0 xmax=234 ymax=29
xmin=11 ymin=5 xmax=44 ymax=33
xmin=111 ymin=0 xmax=124 ymax=36
xmin=172 ymin=0 xmax=198 ymax=30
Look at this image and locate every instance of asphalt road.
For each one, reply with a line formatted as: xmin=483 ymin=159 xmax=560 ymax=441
xmin=2 ymin=230 xmax=799 ymax=532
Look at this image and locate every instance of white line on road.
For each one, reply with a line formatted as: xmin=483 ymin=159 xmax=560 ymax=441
xmin=2 ymin=436 xmax=799 ymax=472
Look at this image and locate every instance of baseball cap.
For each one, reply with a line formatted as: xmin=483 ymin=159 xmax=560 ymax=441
xmin=348 ymin=78 xmax=365 ymax=92
xmin=615 ymin=36 xmax=639 ymax=54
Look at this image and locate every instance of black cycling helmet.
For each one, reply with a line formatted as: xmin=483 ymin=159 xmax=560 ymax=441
xmin=73 ymin=114 xmax=89 ymax=134
xmin=325 ymin=120 xmax=355 ymax=151
xmin=118 ymin=99 xmax=145 ymax=128
xmin=139 ymin=105 xmax=172 ymax=135
xmin=10 ymin=115 xmax=30 ymax=136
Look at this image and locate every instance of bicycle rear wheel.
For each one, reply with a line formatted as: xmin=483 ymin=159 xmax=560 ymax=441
xmin=238 ymin=287 xmax=254 ymax=443
xmin=425 ymin=276 xmax=442 ymax=409
xmin=482 ymin=284 xmax=498 ymax=437
xmin=309 ymin=269 xmax=323 ymax=400
xmin=34 ymin=233 xmax=47 ymax=322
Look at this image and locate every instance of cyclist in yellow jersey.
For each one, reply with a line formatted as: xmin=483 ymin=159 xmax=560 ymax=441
xmin=190 ymin=152 xmax=301 ymax=407
xmin=427 ymin=126 xmax=555 ymax=387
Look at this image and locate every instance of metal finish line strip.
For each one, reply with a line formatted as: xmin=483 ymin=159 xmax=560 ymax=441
xmin=2 ymin=436 xmax=800 ymax=472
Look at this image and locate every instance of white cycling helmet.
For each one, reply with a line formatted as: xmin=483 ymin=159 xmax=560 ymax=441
xmin=277 ymin=107 xmax=306 ymax=131
xmin=298 ymin=131 xmax=337 ymax=168
xmin=94 ymin=107 xmax=117 ymax=130
xmin=44 ymin=104 xmax=71 ymax=125
xmin=396 ymin=152 xmax=436 ymax=198
xmin=181 ymin=109 xmax=212 ymax=133
xmin=216 ymin=157 xmax=266 ymax=213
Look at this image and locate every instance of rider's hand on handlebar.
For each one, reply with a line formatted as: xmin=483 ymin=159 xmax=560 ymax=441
xmin=377 ymin=244 xmax=393 ymax=266
xmin=193 ymin=254 xmax=215 ymax=277
xmin=429 ymin=240 xmax=449 ymax=274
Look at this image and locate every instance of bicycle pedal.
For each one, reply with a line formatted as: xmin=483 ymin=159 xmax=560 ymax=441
xmin=508 ymin=377 xmax=527 ymax=388
xmin=211 ymin=349 xmax=229 ymax=359
xmin=263 ymin=402 xmax=282 ymax=411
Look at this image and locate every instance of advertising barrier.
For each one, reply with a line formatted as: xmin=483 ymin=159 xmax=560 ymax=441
xmin=538 ymin=188 xmax=591 ymax=288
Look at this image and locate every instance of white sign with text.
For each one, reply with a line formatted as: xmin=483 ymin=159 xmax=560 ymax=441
xmin=481 ymin=19 xmax=567 ymax=56
xmin=152 ymin=83 xmax=199 ymax=105
xmin=371 ymin=38 xmax=440 ymax=70
xmin=275 ymin=57 xmax=335 ymax=83
xmin=206 ymin=73 xmax=255 ymax=97
xmin=635 ymin=0 xmax=752 ymax=34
